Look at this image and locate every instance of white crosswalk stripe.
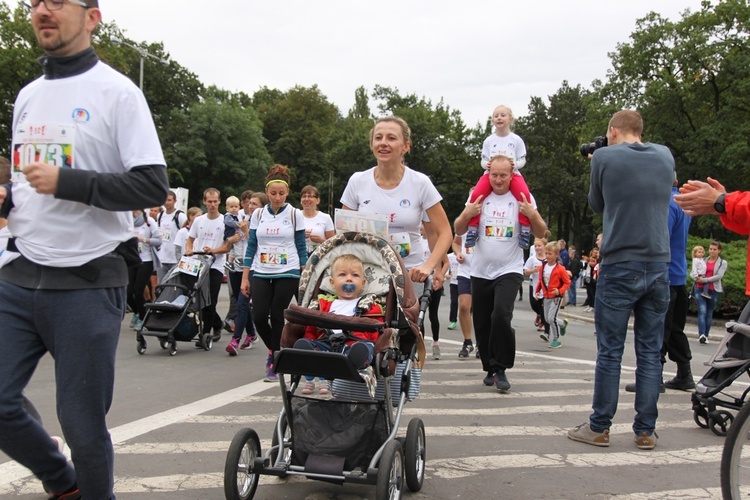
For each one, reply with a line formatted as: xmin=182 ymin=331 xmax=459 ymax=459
xmin=0 ymin=344 xmax=725 ymax=498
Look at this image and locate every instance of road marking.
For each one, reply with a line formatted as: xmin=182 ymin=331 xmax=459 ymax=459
xmin=612 ymin=488 xmax=722 ymax=499
xmin=426 ymin=445 xmax=724 ymax=479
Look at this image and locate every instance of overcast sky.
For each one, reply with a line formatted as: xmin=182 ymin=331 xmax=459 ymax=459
xmin=15 ymin=0 xmax=705 ymax=126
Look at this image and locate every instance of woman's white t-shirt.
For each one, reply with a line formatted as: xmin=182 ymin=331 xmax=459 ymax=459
xmin=303 ymin=211 xmax=334 ymax=255
xmin=249 ymin=205 xmax=304 ymax=275
xmin=135 ymin=216 xmax=160 ymax=262
xmin=471 ymin=190 xmax=534 ymax=280
xmin=340 ymin=166 xmax=443 ymax=270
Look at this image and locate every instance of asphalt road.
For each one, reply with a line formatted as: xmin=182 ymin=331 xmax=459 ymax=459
xmin=0 ymin=284 xmax=735 ymax=499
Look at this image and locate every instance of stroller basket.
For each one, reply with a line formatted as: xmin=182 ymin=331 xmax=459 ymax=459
xmin=291 ymin=395 xmax=389 ymax=473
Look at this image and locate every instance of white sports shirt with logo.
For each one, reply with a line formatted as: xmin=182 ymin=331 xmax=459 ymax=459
xmin=8 ymin=62 xmax=165 ymax=267
xmin=340 ymin=166 xmax=443 ymax=270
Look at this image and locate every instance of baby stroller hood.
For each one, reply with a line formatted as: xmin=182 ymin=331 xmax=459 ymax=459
xmin=297 ymin=232 xmax=426 ymax=367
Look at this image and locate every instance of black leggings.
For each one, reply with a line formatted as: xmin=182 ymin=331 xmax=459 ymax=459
xmin=202 ymin=268 xmax=224 ymax=334
xmin=251 ymin=276 xmax=299 ymax=352
xmin=127 ymin=261 xmax=153 ymax=319
xmin=429 ymin=288 xmax=443 ymax=342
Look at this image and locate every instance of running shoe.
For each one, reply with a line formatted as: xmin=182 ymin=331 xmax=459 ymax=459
xmin=129 ymin=313 xmax=138 ymax=329
xmin=549 ymin=340 xmax=562 ymax=349
xmin=134 ymin=320 xmax=143 ymax=331
xmin=458 ymin=343 xmax=474 ymax=359
xmin=225 ymin=338 xmax=239 ymax=356
xmin=432 ymin=342 xmax=441 ymax=360
xmin=240 ymin=335 xmax=254 ymax=350
xmin=699 ymin=335 xmax=708 ymax=344
xmin=560 ymin=319 xmax=568 ymax=336
xmin=494 ymin=371 xmax=511 ymax=391
xmin=448 ymin=322 xmax=458 ymax=330
xmin=539 ymin=333 xmax=549 ymax=342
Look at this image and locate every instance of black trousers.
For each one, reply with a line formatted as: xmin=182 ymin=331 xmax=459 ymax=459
xmin=251 ymin=276 xmax=299 ymax=352
xmin=471 ymin=273 xmax=523 ymax=374
xmin=661 ymin=284 xmax=692 ymax=367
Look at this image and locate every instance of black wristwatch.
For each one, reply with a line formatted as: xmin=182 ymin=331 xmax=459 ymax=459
xmin=714 ymin=193 xmax=727 ymax=214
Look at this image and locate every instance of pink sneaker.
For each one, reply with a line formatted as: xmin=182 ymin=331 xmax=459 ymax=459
xmin=240 ymin=335 xmax=254 ymax=350
xmin=317 ymin=382 xmax=330 ymax=395
xmin=225 ymin=338 xmax=239 ymax=356
xmin=301 ymin=381 xmax=315 ymax=394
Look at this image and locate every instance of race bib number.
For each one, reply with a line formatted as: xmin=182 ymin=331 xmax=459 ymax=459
xmin=483 ymin=217 xmax=514 ymax=241
xmin=12 ymin=124 xmax=75 ymax=182
xmin=259 ymin=246 xmax=288 ymax=268
xmin=390 ymin=232 xmax=411 ymax=258
xmin=161 ymin=229 xmax=172 ymax=241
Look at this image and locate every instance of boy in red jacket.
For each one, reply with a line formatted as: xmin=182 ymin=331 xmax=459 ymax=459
xmin=294 ymin=254 xmax=384 ymax=368
xmin=536 ymin=242 xmax=571 ymax=348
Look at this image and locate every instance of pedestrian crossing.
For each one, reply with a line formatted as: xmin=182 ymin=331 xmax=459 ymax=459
xmin=0 ymin=343 xmax=728 ymax=498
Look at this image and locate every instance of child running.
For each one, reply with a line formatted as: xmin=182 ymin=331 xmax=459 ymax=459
xmin=466 ymin=104 xmax=532 ymax=249
xmin=536 ymin=241 xmax=570 ymax=348
xmin=690 ymin=245 xmax=711 ymax=299
xmin=294 ymin=254 xmax=384 ymax=370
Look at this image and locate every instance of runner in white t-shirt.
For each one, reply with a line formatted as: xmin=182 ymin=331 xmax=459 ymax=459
xmin=186 ymin=188 xmax=238 ymax=342
xmin=300 ymin=185 xmax=335 ymax=257
xmin=156 ymin=190 xmax=187 ymax=283
xmin=241 ymin=165 xmax=308 ymax=382
xmin=127 ymin=210 xmax=162 ymax=329
xmin=340 ymin=116 xmax=452 ymax=290
xmin=455 ymin=155 xmax=547 ymax=393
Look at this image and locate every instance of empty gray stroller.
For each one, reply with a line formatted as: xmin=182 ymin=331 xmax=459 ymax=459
xmin=692 ymin=301 xmax=750 ymax=436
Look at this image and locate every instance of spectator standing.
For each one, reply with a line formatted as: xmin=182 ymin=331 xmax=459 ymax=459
xmin=455 ymin=155 xmax=547 ymax=392
xmin=627 ymin=177 xmax=695 ymax=392
xmin=0 ymin=1 xmax=168 ymax=497
xmin=568 ymin=110 xmax=673 ymax=451
xmin=558 ymin=239 xmax=570 ymax=268
xmin=692 ymin=241 xmax=727 ymax=344
xmin=567 ymin=247 xmax=582 ymax=306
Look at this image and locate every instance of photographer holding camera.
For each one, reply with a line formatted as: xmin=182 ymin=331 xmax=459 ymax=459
xmin=568 ymin=110 xmax=674 ymax=451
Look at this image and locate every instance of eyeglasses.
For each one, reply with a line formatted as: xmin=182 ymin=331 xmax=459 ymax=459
xmin=23 ymin=0 xmax=91 ymax=12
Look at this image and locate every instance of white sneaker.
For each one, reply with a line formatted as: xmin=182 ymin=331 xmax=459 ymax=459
xmin=432 ymin=342 xmax=441 ymax=360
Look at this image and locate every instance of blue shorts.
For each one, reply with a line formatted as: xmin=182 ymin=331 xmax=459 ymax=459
xmin=457 ymin=276 xmax=472 ymax=296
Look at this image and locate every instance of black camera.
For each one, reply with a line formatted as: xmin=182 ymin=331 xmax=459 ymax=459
xmin=580 ymin=136 xmax=608 ymax=157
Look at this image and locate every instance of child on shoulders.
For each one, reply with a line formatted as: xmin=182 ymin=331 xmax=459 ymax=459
xmin=466 ymin=104 xmax=533 ymax=249
xmin=294 ymin=254 xmax=384 ymax=369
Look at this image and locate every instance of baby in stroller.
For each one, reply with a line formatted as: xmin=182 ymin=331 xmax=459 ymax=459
xmin=293 ymin=254 xmax=384 ymax=370
xmin=224 ymin=232 xmax=427 ymax=500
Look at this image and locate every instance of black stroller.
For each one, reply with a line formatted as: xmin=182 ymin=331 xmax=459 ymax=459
xmin=692 ymin=301 xmax=750 ymax=436
xmin=136 ymin=253 xmax=214 ymax=356
xmin=224 ymin=232 xmax=429 ymax=500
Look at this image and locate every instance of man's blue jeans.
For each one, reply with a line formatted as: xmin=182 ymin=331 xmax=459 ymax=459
xmin=0 ymin=282 xmax=124 ymax=499
xmin=590 ymin=262 xmax=670 ymax=435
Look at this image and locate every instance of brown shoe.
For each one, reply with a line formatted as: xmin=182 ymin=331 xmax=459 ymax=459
xmin=634 ymin=431 xmax=658 ymax=450
xmin=567 ymin=422 xmax=610 ymax=447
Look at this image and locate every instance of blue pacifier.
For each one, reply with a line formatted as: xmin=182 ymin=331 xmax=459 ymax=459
xmin=341 ymin=283 xmax=357 ymax=293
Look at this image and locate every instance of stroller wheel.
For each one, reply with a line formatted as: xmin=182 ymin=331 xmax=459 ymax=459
xmin=694 ymin=409 xmax=710 ymax=429
xmin=404 ymin=418 xmax=426 ymax=492
xmin=224 ymin=428 xmax=261 ymax=500
xmin=201 ymin=333 xmax=213 ymax=351
xmin=710 ymin=410 xmax=735 ymax=436
xmin=376 ymin=439 xmax=404 ymax=500
xmin=137 ymin=336 xmax=147 ymax=355
xmin=169 ymin=341 xmax=177 ymax=356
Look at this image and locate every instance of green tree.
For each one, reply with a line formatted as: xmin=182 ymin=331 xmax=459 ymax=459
xmin=165 ymin=87 xmax=271 ymax=206
xmin=516 ymin=82 xmax=598 ymax=251
xmin=252 ymin=85 xmax=341 ymax=198
xmin=600 ymin=0 xmax=750 ymax=241
xmin=0 ymin=3 xmax=40 ymax=157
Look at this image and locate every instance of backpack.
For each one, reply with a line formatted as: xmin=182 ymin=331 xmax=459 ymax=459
xmin=158 ymin=209 xmax=184 ymax=231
